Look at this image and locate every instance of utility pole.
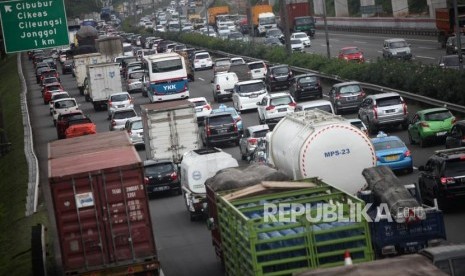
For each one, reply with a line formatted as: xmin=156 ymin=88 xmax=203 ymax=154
xmin=453 ymin=0 xmax=463 ymax=71
xmin=248 ymin=0 xmax=254 ymax=44
xmin=204 ymin=0 xmax=209 ymax=34
xmin=322 ymin=0 xmax=330 ymax=58
xmin=280 ymin=0 xmax=291 ymax=55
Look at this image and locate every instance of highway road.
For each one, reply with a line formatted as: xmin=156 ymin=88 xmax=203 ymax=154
xmin=24 ymin=35 xmax=463 ymax=275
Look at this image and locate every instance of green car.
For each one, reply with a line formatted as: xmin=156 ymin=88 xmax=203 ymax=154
xmin=408 ymin=107 xmax=456 ymax=147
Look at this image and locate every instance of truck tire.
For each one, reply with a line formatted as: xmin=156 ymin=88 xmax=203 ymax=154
xmin=93 ymin=103 xmax=99 ymax=111
xmin=78 ymin=87 xmax=84 ymax=95
xmin=31 ymin=224 xmax=46 ymax=276
xmin=85 ymin=95 xmax=91 ymax=102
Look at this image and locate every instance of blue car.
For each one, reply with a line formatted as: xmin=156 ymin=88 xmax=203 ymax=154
xmin=371 ymin=132 xmax=413 ymax=173
xmin=211 ymin=104 xmax=243 ymax=134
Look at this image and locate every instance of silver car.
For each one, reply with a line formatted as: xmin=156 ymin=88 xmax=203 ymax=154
xmin=109 ymin=108 xmax=138 ymax=131
xmin=358 ymin=92 xmax=409 ymax=135
xmin=124 ymin=116 xmax=144 ymax=147
xmin=239 ymin=124 xmax=270 ymax=160
xmin=107 ymin=92 xmax=134 ymax=119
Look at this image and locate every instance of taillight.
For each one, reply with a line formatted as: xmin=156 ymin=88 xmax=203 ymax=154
xmin=111 ymin=120 xmax=116 ymax=126
xmin=128 ymin=130 xmax=132 ymax=135
xmin=402 ymin=102 xmax=407 ymax=115
xmin=108 ymin=101 xmax=112 ymax=107
xmin=440 ymin=177 xmax=455 ymax=185
xmin=335 ymin=95 xmax=341 ymax=100
xmin=289 ymin=102 xmax=296 ymax=107
xmin=373 ymin=105 xmax=378 ymax=119
xmin=404 ymin=150 xmax=411 ymax=157
xmin=248 ymin=138 xmax=257 ymax=145
xmin=233 ymin=123 xmax=238 ymax=132
xmin=420 ymin=122 xmax=429 ymax=128
xmin=144 ymin=177 xmax=149 ymax=185
xmin=130 ymin=97 xmax=134 ymax=104
xmin=452 ymin=117 xmax=457 ymax=124
xmin=204 ymin=104 xmax=211 ymax=110
xmin=216 ymin=84 xmax=220 ymax=91
xmin=265 ymin=105 xmax=275 ymax=111
xmin=170 ymin=171 xmax=178 ymax=181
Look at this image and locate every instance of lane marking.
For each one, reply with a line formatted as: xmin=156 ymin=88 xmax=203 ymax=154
xmin=418 ymin=46 xmax=436 ymax=50
xmin=198 ymin=77 xmax=204 ymax=81
xmin=415 ymin=55 xmax=436 ymax=60
xmin=353 ymin=41 xmax=368 ymax=44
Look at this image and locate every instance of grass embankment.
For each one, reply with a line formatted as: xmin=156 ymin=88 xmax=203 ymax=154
xmin=0 ymin=55 xmax=48 ymax=275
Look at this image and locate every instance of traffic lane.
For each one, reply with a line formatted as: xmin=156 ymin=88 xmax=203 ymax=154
xmin=148 ymin=194 xmax=223 ymax=276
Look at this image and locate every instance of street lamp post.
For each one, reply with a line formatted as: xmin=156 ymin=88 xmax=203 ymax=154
xmin=322 ymin=0 xmax=330 ymax=59
xmin=453 ymin=0 xmax=463 ymax=71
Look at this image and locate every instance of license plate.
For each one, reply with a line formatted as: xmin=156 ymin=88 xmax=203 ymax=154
xmin=278 ymin=108 xmax=287 ymax=112
xmin=153 ymin=186 xmax=169 ymax=192
xmin=201 ymin=64 xmax=206 ymax=67
xmin=218 ymin=129 xmax=226 ymax=134
xmin=117 ymin=105 xmax=125 ymax=108
xmin=385 ymin=109 xmax=395 ymax=113
xmin=346 ymin=97 xmax=357 ymax=101
xmin=249 ymin=94 xmax=258 ymax=98
xmin=436 ymin=131 xmax=447 ymax=136
xmin=254 ymin=70 xmax=261 ymax=73
xmin=385 ymin=155 xmax=399 ymax=161
xmin=196 ymin=108 xmax=202 ymax=112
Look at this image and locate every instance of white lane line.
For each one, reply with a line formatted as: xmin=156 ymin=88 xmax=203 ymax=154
xmin=353 ymin=41 xmax=368 ymax=44
xmin=320 ymin=44 xmax=333 ymax=47
xmin=415 ymin=55 xmax=436 ymax=60
xmin=198 ymin=77 xmax=204 ymax=81
xmin=418 ymin=46 xmax=436 ymax=50
xmin=376 ymin=50 xmax=382 ymax=53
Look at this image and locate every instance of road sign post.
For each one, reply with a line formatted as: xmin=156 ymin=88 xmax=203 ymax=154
xmin=0 ymin=0 xmax=69 ymax=53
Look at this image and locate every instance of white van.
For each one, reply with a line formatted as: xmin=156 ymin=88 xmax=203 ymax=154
xmin=211 ymin=72 xmax=239 ymax=102
xmin=294 ymin=100 xmax=335 ymax=114
xmin=180 ymin=148 xmax=238 ymax=220
xmin=232 ymin=80 xmax=268 ymax=111
xmin=247 ymin=60 xmax=267 ymax=80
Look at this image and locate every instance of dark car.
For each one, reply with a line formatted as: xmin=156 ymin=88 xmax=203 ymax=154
xmin=239 ymin=24 xmax=249 ymax=35
xmin=265 ymin=65 xmax=293 ymax=92
xmin=35 ymin=65 xmax=50 ymax=83
xmin=62 ymin=60 xmax=74 ymax=74
xmin=42 ymin=57 xmax=57 ymax=69
xmin=418 ymin=147 xmax=465 ymax=209
xmin=445 ymin=35 xmax=465 ymax=55
xmin=143 ymin=159 xmax=181 ymax=196
xmin=438 ymin=55 xmax=461 ymax=70
xmin=446 ymin=120 xmax=465 ymax=149
xmin=289 ymin=73 xmax=322 ymax=101
xmin=328 ymin=81 xmax=365 ymax=114
xmin=157 ymin=40 xmax=171 ymax=53
xmin=264 ymin=37 xmax=284 ymax=47
xmin=202 ymin=113 xmax=240 ymax=147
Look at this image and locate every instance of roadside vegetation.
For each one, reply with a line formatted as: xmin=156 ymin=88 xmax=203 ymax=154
xmin=159 ymin=31 xmax=465 ymax=106
xmin=0 ymin=55 xmax=47 ymax=275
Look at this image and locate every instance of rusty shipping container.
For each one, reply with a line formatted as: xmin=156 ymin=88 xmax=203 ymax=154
xmin=48 ymin=132 xmax=160 ymax=275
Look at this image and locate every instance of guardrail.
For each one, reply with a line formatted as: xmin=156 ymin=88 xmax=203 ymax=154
xmin=210 ymin=49 xmax=465 ymax=115
xmin=315 ymin=25 xmax=438 ymax=37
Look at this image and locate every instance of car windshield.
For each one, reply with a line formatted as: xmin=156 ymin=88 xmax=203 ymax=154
xmin=389 ymin=41 xmax=408 ymax=48
xmin=376 ymin=96 xmax=402 ymax=107
xmin=248 ymin=62 xmax=264 ymax=70
xmin=231 ymin=59 xmax=244 ymax=64
xmin=291 ymin=39 xmax=302 ymax=44
xmin=304 ymin=105 xmax=332 ymax=113
xmin=252 ymin=129 xmax=269 ymax=138
xmin=339 ymin=84 xmax=362 ymax=94
xmin=44 ymin=78 xmax=58 ymax=84
xmin=342 ymin=48 xmax=360 ymax=54
xmin=114 ymin=110 xmax=136 ymax=119
xmin=131 ymin=120 xmax=143 ymax=130
xmin=424 ymin=110 xmax=453 ymax=121
xmin=271 ymin=96 xmax=292 ymax=106
xmin=267 ymin=29 xmax=281 ymax=36
xmin=444 ymin=159 xmax=465 ymax=176
xmin=266 ymin=37 xmax=281 ymax=44
xmin=373 ymin=139 xmax=405 ymax=150
xmin=145 ymin=162 xmax=175 ymax=175
xmin=298 ymin=76 xmax=317 ymax=84
xmin=294 ymin=33 xmax=306 ymax=38
xmin=295 ymin=17 xmax=314 ymax=24
xmin=209 ymin=115 xmax=233 ymax=125
xmin=111 ymin=94 xmax=129 ymax=101
xmin=237 ymin=82 xmax=265 ymax=93
xmin=55 ymin=100 xmax=76 ymax=108
xmin=152 ymin=58 xmax=183 ymax=73
xmin=47 ymin=85 xmax=61 ymax=90
xmin=129 ymin=72 xmax=144 ymax=79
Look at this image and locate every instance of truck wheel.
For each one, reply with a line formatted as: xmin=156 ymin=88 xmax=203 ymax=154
xmin=369 ymin=123 xmax=378 ymax=135
xmin=85 ymin=95 xmax=91 ymax=102
xmin=78 ymin=87 xmax=84 ymax=95
xmin=93 ymin=103 xmax=99 ymax=111
xmin=189 ymin=212 xmax=197 ymax=222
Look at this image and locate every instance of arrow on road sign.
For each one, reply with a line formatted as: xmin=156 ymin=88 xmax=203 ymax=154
xmin=4 ymin=5 xmax=11 ymax=12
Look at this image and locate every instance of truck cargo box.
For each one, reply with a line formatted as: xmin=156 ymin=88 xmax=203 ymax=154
xmin=48 ymin=132 xmax=159 ymax=275
xmin=85 ymin=62 xmax=122 ymax=111
xmin=73 ymin=53 xmax=106 ymax=94
xmin=208 ymin=172 xmax=374 ymax=275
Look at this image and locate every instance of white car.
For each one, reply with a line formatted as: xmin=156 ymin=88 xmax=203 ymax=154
xmin=188 ymin=97 xmax=212 ymax=122
xmin=127 ymin=70 xmax=145 ymax=93
xmin=247 ymin=61 xmax=267 ymax=80
xmin=230 ymin=57 xmax=245 ymax=65
xmin=212 ymin=72 xmax=239 ymax=102
xmin=52 ymin=98 xmax=79 ymax=124
xmin=257 ymin=92 xmax=296 ymax=125
xmin=192 ymin=51 xmax=213 ymax=70
xmin=217 ymin=25 xmax=230 ymax=37
xmin=290 ymin=39 xmax=304 ymax=53
xmin=49 ymin=91 xmax=70 ymax=115
xmin=239 ymin=124 xmax=270 ymax=160
xmin=232 ymin=80 xmax=268 ymax=111
xmin=107 ymin=92 xmax=134 ymax=118
xmin=291 ymin=32 xmax=311 ymax=47
xmin=124 ymin=116 xmax=144 ymax=147
xmin=155 ymin=25 xmax=166 ymax=32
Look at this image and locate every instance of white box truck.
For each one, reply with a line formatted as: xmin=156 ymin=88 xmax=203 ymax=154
xmin=95 ymin=37 xmax=124 ymax=62
xmin=73 ymin=53 xmax=106 ymax=95
xmin=141 ymin=100 xmax=201 ymax=164
xmin=180 ymin=147 xmax=238 ymax=221
xmin=84 ymin=62 xmax=122 ymax=111
xmin=266 ymin=109 xmax=377 ymax=195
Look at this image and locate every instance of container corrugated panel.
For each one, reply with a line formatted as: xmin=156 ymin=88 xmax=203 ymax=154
xmin=48 ymin=133 xmax=158 ymax=274
xmin=216 ymin=179 xmax=374 ymax=276
xmin=48 ymin=131 xmax=131 ymax=160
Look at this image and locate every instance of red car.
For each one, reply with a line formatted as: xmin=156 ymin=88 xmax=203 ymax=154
xmin=338 ymin=47 xmax=365 ymax=63
xmin=42 ymin=82 xmax=64 ymax=104
xmin=56 ymin=111 xmax=96 ymax=139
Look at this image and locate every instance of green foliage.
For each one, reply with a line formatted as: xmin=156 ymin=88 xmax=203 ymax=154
xmin=64 ymin=0 xmax=99 ymax=19
xmin=158 ymin=31 xmax=465 ymax=106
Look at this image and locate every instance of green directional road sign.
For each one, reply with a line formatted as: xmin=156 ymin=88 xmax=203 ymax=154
xmin=0 ymin=0 xmax=69 ymax=53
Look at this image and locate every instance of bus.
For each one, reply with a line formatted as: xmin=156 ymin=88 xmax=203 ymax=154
xmin=142 ymin=53 xmax=189 ymax=102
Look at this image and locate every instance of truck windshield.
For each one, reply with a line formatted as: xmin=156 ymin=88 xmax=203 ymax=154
xmin=295 ymin=17 xmax=314 ymax=25
xmin=152 ymin=58 xmax=183 ymax=73
xmin=259 ymin=17 xmax=276 ymax=25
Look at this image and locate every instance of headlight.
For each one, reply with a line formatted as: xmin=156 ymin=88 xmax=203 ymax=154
xmin=392 ymin=51 xmax=397 ymax=55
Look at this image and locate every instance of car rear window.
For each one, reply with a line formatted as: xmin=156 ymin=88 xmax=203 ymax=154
xmin=129 ymin=72 xmax=144 ymax=79
xmin=424 ymin=110 xmax=453 ymax=121
xmin=298 ymin=76 xmax=317 ymax=84
xmin=373 ymin=139 xmax=405 ymax=151
xmin=145 ymin=162 xmax=175 ymax=175
xmin=339 ymin=84 xmax=362 ymax=94
xmin=191 ymin=100 xmax=207 ymax=107
xmin=114 ymin=110 xmax=136 ymax=119
xmin=271 ymin=96 xmax=292 ymax=106
xmin=252 ymin=129 xmax=269 ymax=138
xmin=196 ymin=53 xmax=210 ymax=59
xmin=376 ymin=96 xmax=402 ymax=107
xmin=350 ymin=121 xmax=365 ymax=130
xmin=55 ymin=100 xmax=76 ymax=108
xmin=209 ymin=115 xmax=233 ymax=125
xmin=216 ymin=59 xmax=231 ymax=66
xmin=52 ymin=93 xmax=69 ymax=101
xmin=48 ymin=85 xmax=61 ymax=90
xmin=111 ymin=94 xmax=130 ymax=101
xmin=304 ymin=105 xmax=332 ymax=113
xmin=444 ymin=158 xmax=465 ymax=176
xmin=237 ymin=82 xmax=265 ymax=93
xmin=131 ymin=120 xmax=143 ymax=130
xmin=248 ymin=62 xmax=265 ymax=70
xmin=273 ymin=67 xmax=289 ymax=74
